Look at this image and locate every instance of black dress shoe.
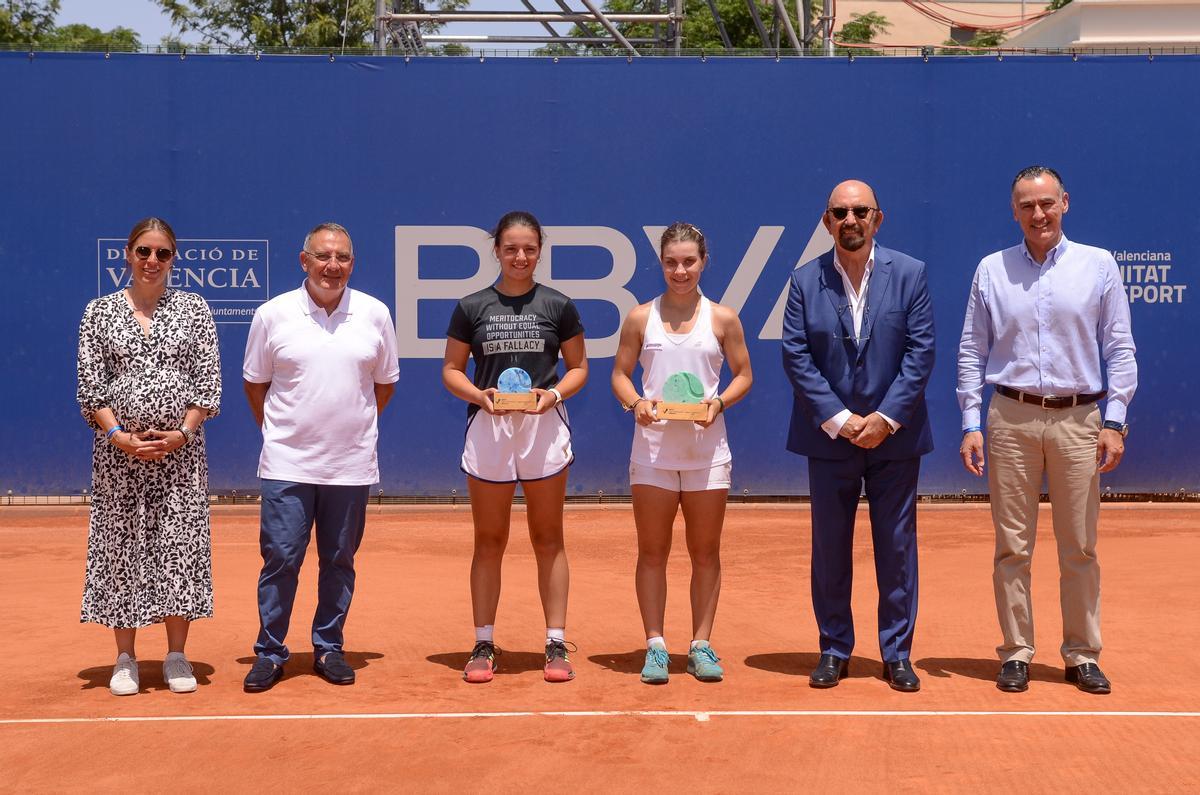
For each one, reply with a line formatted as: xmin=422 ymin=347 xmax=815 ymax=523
xmin=882 ymin=659 xmax=920 ymax=692
xmin=996 ymin=660 xmax=1030 ymax=692
xmin=243 ymin=657 xmax=283 ymax=693
xmin=314 ymin=651 xmax=356 ymax=685
xmin=1065 ymin=662 xmax=1111 ymax=694
xmin=809 ymin=653 xmax=849 ymax=688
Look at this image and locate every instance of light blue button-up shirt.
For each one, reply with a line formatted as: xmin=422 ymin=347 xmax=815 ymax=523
xmin=957 ymin=235 xmax=1138 ymax=428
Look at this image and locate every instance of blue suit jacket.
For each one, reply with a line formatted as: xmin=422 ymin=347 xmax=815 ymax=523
xmin=782 ymin=244 xmax=935 ymax=461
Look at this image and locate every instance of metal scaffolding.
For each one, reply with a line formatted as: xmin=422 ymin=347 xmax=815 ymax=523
xmin=373 ymin=0 xmax=835 ymax=56
xmin=375 ymin=0 xmax=679 ymax=56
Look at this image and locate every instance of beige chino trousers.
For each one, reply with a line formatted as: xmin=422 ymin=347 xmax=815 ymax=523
xmin=986 ymin=394 xmax=1102 ymax=666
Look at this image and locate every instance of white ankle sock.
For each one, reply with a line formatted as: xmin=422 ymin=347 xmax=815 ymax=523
xmin=690 ymin=639 xmax=710 ymax=651
xmin=475 ymin=625 xmax=494 ymax=643
xmin=647 ymin=636 xmax=667 ymax=651
xmin=546 ymin=628 xmax=565 ymax=643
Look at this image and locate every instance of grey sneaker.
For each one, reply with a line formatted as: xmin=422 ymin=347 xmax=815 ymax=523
xmin=163 ymin=651 xmax=197 ymax=693
xmin=110 ymin=653 xmax=139 ymax=696
xmin=686 ymin=641 xmax=724 ymax=682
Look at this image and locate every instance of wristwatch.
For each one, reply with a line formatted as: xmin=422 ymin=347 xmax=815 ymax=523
xmin=1101 ymin=420 xmax=1129 ymax=437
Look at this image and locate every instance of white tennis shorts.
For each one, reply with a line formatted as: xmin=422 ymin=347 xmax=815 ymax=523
xmin=628 ymin=461 xmax=732 ymax=492
xmin=462 ymin=404 xmax=574 ymax=483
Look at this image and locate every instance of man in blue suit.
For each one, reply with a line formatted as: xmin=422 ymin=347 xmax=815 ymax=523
xmin=782 ymin=180 xmax=935 ymax=692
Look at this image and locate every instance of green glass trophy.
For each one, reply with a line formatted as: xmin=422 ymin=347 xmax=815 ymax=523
xmin=658 ymin=371 xmax=709 ymax=421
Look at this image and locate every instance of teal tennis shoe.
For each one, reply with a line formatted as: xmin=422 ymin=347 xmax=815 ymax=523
xmin=687 ymin=641 xmax=724 ymax=682
xmin=640 ymin=646 xmax=670 ymax=684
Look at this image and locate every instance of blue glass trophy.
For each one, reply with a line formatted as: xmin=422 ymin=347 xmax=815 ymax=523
xmin=493 ymin=366 xmax=537 ymax=410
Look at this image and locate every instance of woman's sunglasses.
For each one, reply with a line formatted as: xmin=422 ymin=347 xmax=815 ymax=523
xmin=132 ymin=245 xmax=175 ymax=262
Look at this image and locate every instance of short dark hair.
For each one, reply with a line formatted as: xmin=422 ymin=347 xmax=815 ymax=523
xmin=490 ymin=210 xmax=544 ymax=247
xmin=126 ymin=217 xmax=176 ymax=251
xmin=1011 ymin=165 xmax=1065 ymax=195
xmin=659 ymin=222 xmax=708 ymax=260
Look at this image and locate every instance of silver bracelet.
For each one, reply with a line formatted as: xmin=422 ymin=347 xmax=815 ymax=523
xmin=179 ymin=426 xmax=196 ymax=445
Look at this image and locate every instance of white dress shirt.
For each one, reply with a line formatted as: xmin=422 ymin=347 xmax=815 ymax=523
xmin=820 ymin=245 xmax=900 ymax=439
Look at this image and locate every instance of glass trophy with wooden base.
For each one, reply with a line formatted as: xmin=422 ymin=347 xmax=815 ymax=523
xmin=494 ymin=366 xmax=537 ymax=410
xmin=657 ymin=371 xmax=708 ymax=421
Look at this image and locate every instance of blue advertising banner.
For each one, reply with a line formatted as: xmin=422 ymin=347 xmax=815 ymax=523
xmin=1 ymin=52 xmax=1195 ymax=494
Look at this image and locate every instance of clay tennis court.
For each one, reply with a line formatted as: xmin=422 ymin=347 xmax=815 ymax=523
xmin=2 ymin=502 xmax=1197 ymax=790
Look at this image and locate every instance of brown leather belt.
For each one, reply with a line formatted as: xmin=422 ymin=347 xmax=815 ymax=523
xmin=995 ymin=385 xmax=1106 ymax=409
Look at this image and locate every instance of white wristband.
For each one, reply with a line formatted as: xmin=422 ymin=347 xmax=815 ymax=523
xmin=548 ymin=387 xmax=563 ymax=405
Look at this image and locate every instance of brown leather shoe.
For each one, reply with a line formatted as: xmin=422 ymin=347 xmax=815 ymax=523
xmin=996 ymin=660 xmax=1029 ymax=692
xmin=1065 ymin=662 xmax=1111 ymax=694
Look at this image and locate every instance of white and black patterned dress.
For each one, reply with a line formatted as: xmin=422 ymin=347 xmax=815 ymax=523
xmin=76 ymin=289 xmax=222 ymax=628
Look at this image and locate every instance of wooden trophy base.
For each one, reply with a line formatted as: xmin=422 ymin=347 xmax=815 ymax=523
xmin=493 ymin=392 xmax=538 ymax=411
xmin=658 ymin=402 xmax=708 ymax=421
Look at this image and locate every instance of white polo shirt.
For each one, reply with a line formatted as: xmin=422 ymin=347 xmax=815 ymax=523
xmin=243 ymin=284 xmax=400 ymax=486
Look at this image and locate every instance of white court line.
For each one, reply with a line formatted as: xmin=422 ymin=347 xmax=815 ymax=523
xmin=3 ymin=709 xmax=1200 ymax=726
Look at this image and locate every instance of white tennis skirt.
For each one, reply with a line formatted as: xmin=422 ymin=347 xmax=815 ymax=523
xmin=461 ymin=404 xmax=574 ymax=483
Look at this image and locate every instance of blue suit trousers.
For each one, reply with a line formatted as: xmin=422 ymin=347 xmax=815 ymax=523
xmin=254 ymin=479 xmax=369 ymax=664
xmin=808 ymin=453 xmax=920 ymax=663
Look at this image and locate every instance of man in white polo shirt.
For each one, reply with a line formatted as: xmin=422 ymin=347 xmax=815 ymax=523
xmin=241 ymin=222 xmax=399 ymax=693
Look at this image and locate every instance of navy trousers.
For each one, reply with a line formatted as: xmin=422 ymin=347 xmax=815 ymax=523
xmin=808 ymin=453 xmax=920 ymax=663
xmin=254 ymin=479 xmax=369 ymax=664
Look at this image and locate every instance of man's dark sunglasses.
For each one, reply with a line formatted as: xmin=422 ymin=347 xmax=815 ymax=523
xmin=826 ymin=206 xmax=877 ymax=221
xmin=133 ymin=245 xmax=175 ymax=262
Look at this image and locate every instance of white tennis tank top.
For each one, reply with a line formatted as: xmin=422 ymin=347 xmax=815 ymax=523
xmin=631 ymin=295 xmax=731 ymax=469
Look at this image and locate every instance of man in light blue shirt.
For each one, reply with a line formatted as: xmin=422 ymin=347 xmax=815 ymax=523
xmin=957 ymin=166 xmax=1137 ymax=696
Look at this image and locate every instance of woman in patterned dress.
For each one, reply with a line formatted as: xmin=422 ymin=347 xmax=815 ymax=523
xmin=76 ymin=217 xmax=221 ymax=696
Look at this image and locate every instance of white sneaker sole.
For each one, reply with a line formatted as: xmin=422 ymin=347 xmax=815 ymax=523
xmin=110 ymin=681 xmax=138 ymax=696
xmin=167 ymin=679 xmax=197 ymax=693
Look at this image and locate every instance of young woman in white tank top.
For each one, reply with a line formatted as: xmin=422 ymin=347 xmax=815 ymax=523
xmin=611 ymin=222 xmax=753 ymax=685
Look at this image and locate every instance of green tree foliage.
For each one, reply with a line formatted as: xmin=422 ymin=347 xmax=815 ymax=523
xmin=938 ymin=27 xmax=1005 ymax=55
xmin=837 ymin=11 xmax=889 ymax=44
xmin=41 ymin=23 xmax=141 ymax=50
xmin=834 ymin=10 xmax=890 ymax=54
xmin=1047 ymin=0 xmax=1072 ymax=10
xmin=153 ymin=0 xmax=467 ymax=50
xmin=0 ymin=0 xmax=60 ymax=44
xmin=1 ymin=1 xmax=142 ymax=49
